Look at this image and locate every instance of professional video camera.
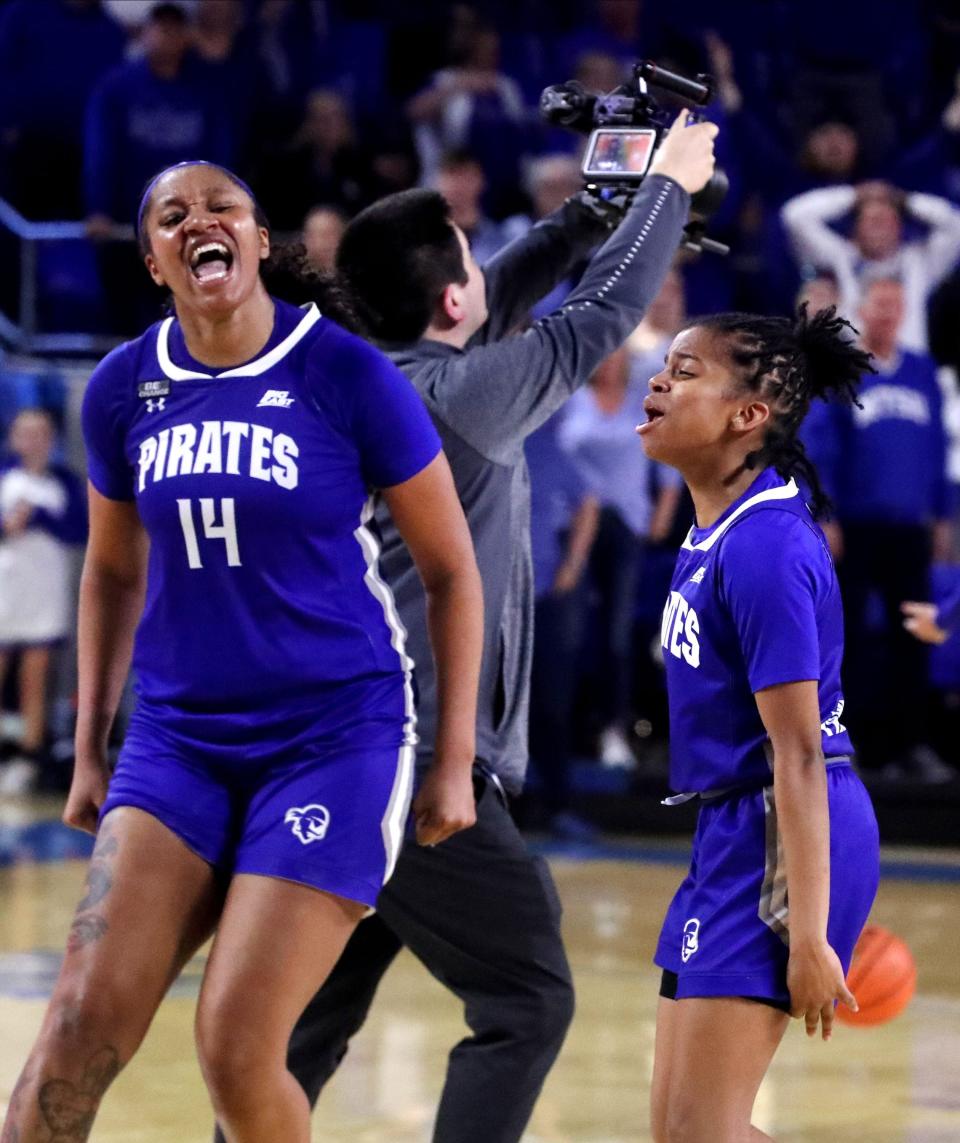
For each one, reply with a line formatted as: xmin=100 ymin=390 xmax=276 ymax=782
xmin=540 ymin=61 xmax=729 ymax=255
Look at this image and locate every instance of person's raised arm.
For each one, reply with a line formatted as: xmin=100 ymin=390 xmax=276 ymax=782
xmin=755 ymin=681 xmax=857 ymax=1041
xmin=475 ymin=195 xmax=617 ymax=343
xmin=907 ymin=191 xmax=960 ymax=285
xmin=67 ymin=488 xmax=148 ymax=835
xmin=422 ymin=111 xmax=716 ymax=461
xmin=781 ymin=186 xmax=857 ymax=273
xmin=381 ymin=453 xmax=483 ymax=846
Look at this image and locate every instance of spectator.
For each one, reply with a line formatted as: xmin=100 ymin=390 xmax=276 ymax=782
xmin=558 ymin=345 xmax=684 ymax=767
xmin=301 ymin=205 xmax=346 ymax=274
xmin=255 ymin=89 xmax=377 ymax=229
xmin=0 ymin=0 xmax=126 ymax=219
xmin=500 ymin=154 xmax=584 ymax=316
xmin=433 ymin=150 xmax=507 ymax=265
xmin=803 ymin=276 xmax=954 ymax=781
xmin=627 ymin=267 xmax=686 ymax=388
xmin=797 ymin=271 xmax=841 ymax=316
xmin=84 ymin=2 xmax=235 ymax=231
xmin=0 ymin=410 xmax=86 ymax=794
xmin=407 ymin=18 xmax=527 ymax=212
xmin=781 ymin=180 xmax=960 ymax=352
xmin=525 ymin=415 xmax=599 ymax=838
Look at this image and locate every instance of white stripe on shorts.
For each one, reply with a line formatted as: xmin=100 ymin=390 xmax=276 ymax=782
xmin=381 ymin=743 xmax=415 ymax=883
xmin=758 ymin=786 xmax=790 ymax=943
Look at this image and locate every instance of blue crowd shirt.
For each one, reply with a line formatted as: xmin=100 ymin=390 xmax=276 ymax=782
xmin=81 ymin=298 xmax=441 ymax=732
xmin=84 ymin=54 xmax=235 ymax=223
xmin=802 ymin=351 xmax=951 ymax=525
xmin=525 ymin=415 xmax=589 ymax=599
xmin=558 ymin=380 xmax=682 ymax=537
xmin=661 ymin=468 xmax=853 ymax=793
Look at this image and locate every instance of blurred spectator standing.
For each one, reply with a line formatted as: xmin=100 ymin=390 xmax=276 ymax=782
xmin=0 ymin=410 xmax=86 ymax=794
xmin=781 ymin=180 xmax=960 ymax=352
xmin=407 ymin=17 xmax=527 ymax=215
xmin=255 ymin=89 xmax=379 ymax=229
xmin=433 ymin=150 xmax=506 ymax=265
xmin=558 ymin=345 xmax=683 ymax=767
xmin=301 ymin=204 xmax=346 ymax=273
xmin=502 ymin=154 xmax=584 ymax=317
xmin=83 ymin=2 xmax=237 ymax=333
xmin=84 ymin=1 xmax=236 ymax=231
xmin=525 ymin=414 xmax=599 ymax=839
xmin=627 ymin=267 xmax=686 ymax=388
xmin=0 ymin=0 xmax=126 ymax=220
xmin=803 ymin=276 xmax=954 ymax=781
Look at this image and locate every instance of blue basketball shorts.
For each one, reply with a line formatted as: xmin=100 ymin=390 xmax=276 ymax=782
xmin=101 ymin=707 xmax=415 ymax=909
xmin=655 ymin=761 xmax=879 ymax=1004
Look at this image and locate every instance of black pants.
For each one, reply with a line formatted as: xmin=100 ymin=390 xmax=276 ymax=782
xmin=839 ymin=521 xmax=932 ymax=765
xmin=529 ymin=588 xmax=588 ymax=814
xmin=214 ymin=772 xmax=574 ymax=1143
xmin=589 ymin=507 xmax=643 ymax=729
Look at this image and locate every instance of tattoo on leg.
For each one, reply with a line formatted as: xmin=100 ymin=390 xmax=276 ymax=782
xmin=66 ymin=915 xmax=108 ymax=954
xmin=67 ymin=819 xmax=121 ymax=955
xmin=36 ymin=1046 xmax=120 ymax=1142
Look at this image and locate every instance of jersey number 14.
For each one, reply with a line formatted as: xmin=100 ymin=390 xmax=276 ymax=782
xmin=177 ymin=498 xmax=241 ymax=568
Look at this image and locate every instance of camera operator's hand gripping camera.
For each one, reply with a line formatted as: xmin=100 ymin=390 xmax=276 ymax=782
xmin=540 ymin=61 xmax=729 ymax=255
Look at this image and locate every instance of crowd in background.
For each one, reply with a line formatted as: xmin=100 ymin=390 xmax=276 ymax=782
xmin=2 ymin=0 xmax=960 ymax=818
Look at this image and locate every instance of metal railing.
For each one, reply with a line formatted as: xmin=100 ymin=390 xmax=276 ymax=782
xmin=0 ymin=197 xmax=131 ymax=358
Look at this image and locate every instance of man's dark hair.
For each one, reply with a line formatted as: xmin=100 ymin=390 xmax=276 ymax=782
xmin=335 ymin=189 xmax=468 ymax=343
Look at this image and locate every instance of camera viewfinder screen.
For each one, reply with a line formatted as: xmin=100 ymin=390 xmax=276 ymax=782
xmin=582 ymin=129 xmax=657 ymax=179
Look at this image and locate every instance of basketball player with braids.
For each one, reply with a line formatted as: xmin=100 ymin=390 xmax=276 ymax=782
xmin=637 ymin=307 xmax=881 ymax=1141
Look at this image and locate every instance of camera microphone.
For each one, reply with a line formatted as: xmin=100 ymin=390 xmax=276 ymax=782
xmin=635 ymin=62 xmax=713 ymax=107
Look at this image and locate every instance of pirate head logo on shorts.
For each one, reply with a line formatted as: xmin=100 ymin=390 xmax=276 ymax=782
xmin=681 ymin=917 xmax=701 ymax=963
xmin=284 ymin=804 xmax=331 ymax=845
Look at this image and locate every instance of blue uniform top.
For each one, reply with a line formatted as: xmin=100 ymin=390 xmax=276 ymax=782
xmin=661 ymin=468 xmax=853 ymax=793
xmin=82 ymin=298 xmax=441 ymax=738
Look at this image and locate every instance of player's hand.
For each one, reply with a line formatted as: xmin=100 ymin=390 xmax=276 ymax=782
xmin=63 ymin=755 xmax=110 ymax=836
xmin=649 ymin=109 xmax=718 ymax=195
xmin=787 ymin=937 xmax=857 ymax=1041
xmin=901 ymin=600 xmax=950 ymax=644
xmin=413 ymin=763 xmax=477 ymax=847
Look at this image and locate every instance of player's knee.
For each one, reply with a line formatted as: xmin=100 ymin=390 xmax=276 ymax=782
xmin=661 ymin=1090 xmax=712 ymax=1143
xmin=195 ymin=1005 xmax=265 ymax=1110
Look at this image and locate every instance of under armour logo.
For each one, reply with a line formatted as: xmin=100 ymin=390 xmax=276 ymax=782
xmin=146 ymin=398 xmax=166 ymax=413
xmin=284 ymin=804 xmax=331 ymax=844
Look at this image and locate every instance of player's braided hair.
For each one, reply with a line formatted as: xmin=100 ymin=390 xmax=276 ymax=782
xmin=694 ymin=305 xmax=874 ymax=517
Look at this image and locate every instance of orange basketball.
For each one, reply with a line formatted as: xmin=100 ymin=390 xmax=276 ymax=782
xmin=836 ymin=924 xmax=917 ymax=1027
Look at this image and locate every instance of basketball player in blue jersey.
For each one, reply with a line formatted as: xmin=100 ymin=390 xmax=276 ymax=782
xmin=636 ymin=306 xmax=881 ymax=1142
xmin=1 ymin=161 xmax=483 ymax=1143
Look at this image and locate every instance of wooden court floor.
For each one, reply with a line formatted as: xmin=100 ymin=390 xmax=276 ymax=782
xmin=0 ymin=810 xmax=958 ymax=1142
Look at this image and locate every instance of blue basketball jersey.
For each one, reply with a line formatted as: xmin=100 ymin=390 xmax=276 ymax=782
xmin=661 ymin=468 xmax=853 ymax=793
xmin=81 ymin=299 xmax=441 ymax=742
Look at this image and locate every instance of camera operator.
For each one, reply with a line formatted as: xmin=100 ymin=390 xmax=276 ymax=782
xmin=269 ymin=110 xmax=717 ymax=1143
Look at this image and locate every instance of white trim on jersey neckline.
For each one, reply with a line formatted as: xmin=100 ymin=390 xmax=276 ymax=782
xmin=155 ymin=303 xmax=321 ymax=382
xmin=681 ymin=478 xmax=799 ymax=553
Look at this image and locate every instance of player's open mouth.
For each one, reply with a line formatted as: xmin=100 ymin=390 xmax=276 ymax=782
xmin=188 ymin=241 xmax=234 ymax=283
xmin=637 ymin=399 xmax=665 ymax=434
